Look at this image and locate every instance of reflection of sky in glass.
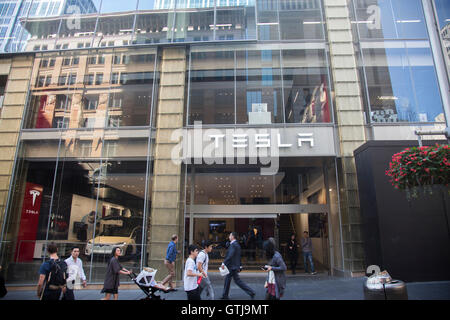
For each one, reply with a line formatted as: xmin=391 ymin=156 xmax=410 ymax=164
xmin=100 ymin=1 xmax=138 ymax=13
xmin=377 ymin=0 xmax=427 ymax=39
xmin=138 ymin=0 xmax=157 ymax=10
xmin=384 ymin=47 xmax=443 ymax=122
xmin=434 ymin=0 xmax=450 ymax=29
xmin=357 ymin=0 xmax=444 ymax=122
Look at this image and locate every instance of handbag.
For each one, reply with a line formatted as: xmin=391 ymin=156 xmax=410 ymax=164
xmin=219 ymin=265 xmax=229 ymax=277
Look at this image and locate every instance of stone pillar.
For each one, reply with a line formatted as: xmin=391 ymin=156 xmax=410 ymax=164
xmin=148 ymin=47 xmax=186 ymax=283
xmin=323 ymin=0 xmax=367 ymax=275
xmin=0 ymin=56 xmax=33 ymax=233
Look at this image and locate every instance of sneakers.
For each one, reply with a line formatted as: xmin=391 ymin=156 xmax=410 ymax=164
xmin=310 ymin=272 xmax=317 ymax=275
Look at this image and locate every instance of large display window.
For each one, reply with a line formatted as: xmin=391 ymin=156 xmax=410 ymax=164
xmin=432 ymin=0 xmax=450 ymax=78
xmin=1 ymin=47 xmax=155 ymax=284
xmin=1 ymin=138 xmax=151 ymax=284
xmin=350 ymin=0 xmax=446 ymax=123
xmin=187 ymin=45 xmax=333 ymax=125
xmin=23 ymin=48 xmax=156 ymax=130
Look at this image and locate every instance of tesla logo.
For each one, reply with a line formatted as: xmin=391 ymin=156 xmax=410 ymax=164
xmin=29 ymin=190 xmax=41 ymax=207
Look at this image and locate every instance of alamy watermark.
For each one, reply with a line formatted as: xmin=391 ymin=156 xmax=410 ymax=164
xmin=169 ymin=122 xmax=315 ymax=175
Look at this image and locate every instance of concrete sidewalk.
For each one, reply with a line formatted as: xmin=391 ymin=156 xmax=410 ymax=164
xmin=3 ymin=273 xmax=450 ymax=300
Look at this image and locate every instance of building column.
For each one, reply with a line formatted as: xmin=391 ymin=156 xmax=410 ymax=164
xmin=148 ymin=47 xmax=186 ymax=282
xmin=323 ymin=0 xmax=367 ymax=275
xmin=0 ymin=55 xmax=33 ymax=247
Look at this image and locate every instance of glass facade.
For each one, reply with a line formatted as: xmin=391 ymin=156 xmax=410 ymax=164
xmin=351 ymin=0 xmax=446 ymax=123
xmin=187 ymin=161 xmax=328 ymax=205
xmin=187 ymin=44 xmax=332 ymax=125
xmin=432 ymin=0 xmax=450 ymax=77
xmin=186 ymin=160 xmax=336 ymax=270
xmin=0 ymin=0 xmax=448 ymax=286
xmin=1 ymin=47 xmax=156 ymax=284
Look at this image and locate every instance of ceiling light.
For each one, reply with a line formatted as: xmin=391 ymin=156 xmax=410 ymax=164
xmin=257 ymin=22 xmax=279 ymax=26
xmin=396 ymin=20 xmax=421 ymax=23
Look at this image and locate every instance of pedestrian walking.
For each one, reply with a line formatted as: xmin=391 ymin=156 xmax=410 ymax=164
xmin=0 ymin=265 xmax=7 ymax=299
xmin=301 ymin=231 xmax=317 ymax=274
xmin=161 ymin=234 xmax=179 ymax=290
xmin=184 ymin=244 xmax=201 ymax=300
xmin=36 ymin=243 xmax=68 ymax=301
xmin=263 ymin=240 xmax=287 ymax=300
xmin=101 ymin=247 xmax=132 ymax=300
xmin=220 ymin=232 xmax=255 ymax=300
xmin=287 ymin=233 xmax=299 ymax=274
xmin=63 ymin=246 xmax=87 ymax=300
xmin=197 ymin=240 xmax=214 ymax=300
xmin=246 ymin=227 xmax=256 ymax=261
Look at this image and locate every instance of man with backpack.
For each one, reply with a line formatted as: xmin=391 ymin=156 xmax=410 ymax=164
xmin=197 ymin=241 xmax=214 ymax=300
xmin=36 ymin=243 xmax=68 ymax=301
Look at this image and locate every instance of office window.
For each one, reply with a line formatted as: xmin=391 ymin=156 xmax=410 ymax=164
xmin=113 ymin=55 xmax=121 ymax=64
xmin=68 ymin=73 xmax=77 ymax=85
xmin=108 ymin=116 xmax=121 ymax=128
xmin=54 ymin=117 xmax=69 ymax=129
xmin=36 ymin=76 xmax=45 ymax=87
xmin=84 ymin=74 xmax=94 ymax=85
xmin=98 ymin=55 xmax=105 ymax=64
xmin=55 ymin=94 xmax=72 ymax=110
xmin=108 ymin=94 xmax=123 ymax=108
xmin=111 ymin=73 xmax=119 ymax=84
xmin=84 ymin=95 xmax=99 ymax=110
xmin=58 ymin=74 xmax=67 ymax=86
xmin=45 ymin=75 xmax=52 ymax=87
xmin=95 ymin=73 xmax=103 ymax=85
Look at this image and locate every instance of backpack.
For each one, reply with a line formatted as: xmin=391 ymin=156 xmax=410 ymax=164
xmin=47 ymin=259 xmax=68 ymax=288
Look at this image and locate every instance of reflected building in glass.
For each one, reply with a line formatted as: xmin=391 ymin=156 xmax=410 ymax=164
xmin=0 ymin=0 xmax=448 ymax=286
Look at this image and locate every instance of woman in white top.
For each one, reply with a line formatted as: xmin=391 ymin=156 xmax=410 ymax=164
xmin=184 ymin=244 xmax=202 ymax=300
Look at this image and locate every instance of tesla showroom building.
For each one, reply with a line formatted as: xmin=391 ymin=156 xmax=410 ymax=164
xmin=0 ymin=0 xmax=448 ymax=285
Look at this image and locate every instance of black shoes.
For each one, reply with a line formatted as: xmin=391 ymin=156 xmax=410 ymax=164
xmin=250 ymin=293 xmax=255 ymax=300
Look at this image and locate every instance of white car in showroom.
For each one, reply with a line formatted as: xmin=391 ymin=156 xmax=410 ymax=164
xmin=85 ymin=217 xmax=142 ymax=258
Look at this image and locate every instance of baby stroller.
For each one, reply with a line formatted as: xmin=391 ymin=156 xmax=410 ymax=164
xmin=129 ymin=268 xmax=176 ymax=300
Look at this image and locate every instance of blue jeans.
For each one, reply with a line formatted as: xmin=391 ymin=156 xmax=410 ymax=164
xmin=303 ymin=252 xmax=315 ymax=273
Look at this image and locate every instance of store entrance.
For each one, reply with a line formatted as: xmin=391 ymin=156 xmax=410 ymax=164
xmin=187 ymin=213 xmax=330 ymax=273
xmin=185 ymin=158 xmax=339 ymax=274
xmin=188 ymin=217 xmax=276 ymax=270
xmin=278 ymin=213 xmax=330 ymax=274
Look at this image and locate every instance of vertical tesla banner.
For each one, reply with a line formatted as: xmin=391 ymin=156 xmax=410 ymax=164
xmin=15 ymin=183 xmax=44 ymax=262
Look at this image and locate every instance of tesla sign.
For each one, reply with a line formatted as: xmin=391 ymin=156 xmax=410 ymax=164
xmin=15 ymin=183 xmax=44 ymax=262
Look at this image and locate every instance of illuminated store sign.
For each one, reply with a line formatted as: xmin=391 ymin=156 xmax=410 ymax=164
xmin=172 ymin=124 xmax=337 ymax=174
xmin=208 ymin=133 xmax=315 ymax=149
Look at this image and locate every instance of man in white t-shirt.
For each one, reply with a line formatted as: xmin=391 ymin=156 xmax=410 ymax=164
xmin=184 ymin=244 xmax=202 ymax=300
xmin=197 ymin=241 xmax=214 ymax=300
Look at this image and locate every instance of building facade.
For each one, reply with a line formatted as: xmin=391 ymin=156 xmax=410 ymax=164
xmin=0 ymin=0 xmax=448 ymax=285
xmin=0 ymin=0 xmax=97 ymax=53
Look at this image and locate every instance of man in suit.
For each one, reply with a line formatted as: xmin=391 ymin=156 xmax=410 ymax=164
xmin=220 ymin=232 xmax=255 ymax=300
